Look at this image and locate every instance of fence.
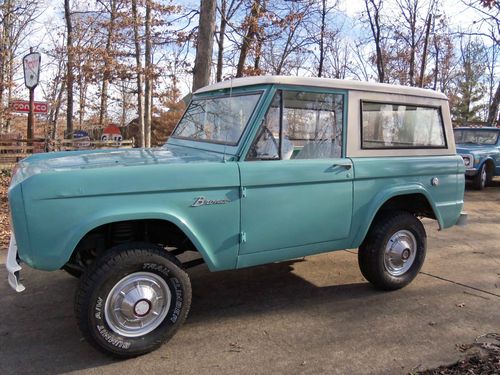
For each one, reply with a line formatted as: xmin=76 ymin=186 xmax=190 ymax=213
xmin=0 ymin=138 xmax=134 ymax=170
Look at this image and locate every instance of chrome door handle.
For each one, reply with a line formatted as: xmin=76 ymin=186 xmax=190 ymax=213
xmin=332 ymin=162 xmax=352 ymax=170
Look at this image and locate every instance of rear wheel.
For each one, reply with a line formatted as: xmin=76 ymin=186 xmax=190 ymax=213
xmin=75 ymin=243 xmax=191 ymax=358
xmin=358 ymin=211 xmax=426 ymax=291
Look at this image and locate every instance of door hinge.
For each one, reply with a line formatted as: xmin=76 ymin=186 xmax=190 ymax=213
xmin=240 ymin=186 xmax=247 ymax=198
xmin=240 ymin=232 xmax=247 ymax=243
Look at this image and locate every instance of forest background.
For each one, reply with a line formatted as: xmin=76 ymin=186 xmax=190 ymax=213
xmin=0 ymin=0 xmax=498 ymax=146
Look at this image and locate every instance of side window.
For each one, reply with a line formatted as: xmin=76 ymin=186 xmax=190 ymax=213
xmin=248 ymin=90 xmax=344 ymax=160
xmin=361 ymin=101 xmax=446 ymax=149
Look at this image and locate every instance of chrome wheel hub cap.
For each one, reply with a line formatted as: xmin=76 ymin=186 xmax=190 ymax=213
xmin=384 ymin=230 xmax=417 ymax=276
xmin=105 ymin=272 xmax=171 ymax=337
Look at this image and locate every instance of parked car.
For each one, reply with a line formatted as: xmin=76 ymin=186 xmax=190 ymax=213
xmin=454 ymin=127 xmax=500 ymax=190
xmin=7 ymin=76 xmax=467 ymax=358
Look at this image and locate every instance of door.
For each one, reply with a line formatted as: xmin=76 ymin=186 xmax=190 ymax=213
xmin=238 ymin=89 xmax=353 ymax=255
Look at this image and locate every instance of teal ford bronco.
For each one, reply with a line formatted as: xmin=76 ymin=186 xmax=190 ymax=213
xmin=7 ymin=76 xmax=467 ymax=357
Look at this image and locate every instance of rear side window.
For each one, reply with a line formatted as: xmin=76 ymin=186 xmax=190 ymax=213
xmin=361 ymin=101 xmax=446 ymax=149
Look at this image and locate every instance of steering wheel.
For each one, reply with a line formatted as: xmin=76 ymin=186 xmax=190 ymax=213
xmin=261 ymin=126 xmax=279 ymax=156
xmin=248 ymin=126 xmax=279 ymax=160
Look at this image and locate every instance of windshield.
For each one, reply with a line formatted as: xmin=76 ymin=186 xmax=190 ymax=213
xmin=454 ymin=129 xmax=499 ymax=145
xmin=172 ymin=92 xmax=262 ymax=146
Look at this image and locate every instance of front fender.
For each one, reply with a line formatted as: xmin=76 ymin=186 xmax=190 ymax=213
xmin=64 ymin=211 xmax=221 ymax=271
xmin=477 ymin=156 xmax=495 ymax=169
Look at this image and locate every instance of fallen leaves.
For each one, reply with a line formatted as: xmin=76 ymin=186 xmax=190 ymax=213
xmin=0 ymin=172 xmax=11 ymax=250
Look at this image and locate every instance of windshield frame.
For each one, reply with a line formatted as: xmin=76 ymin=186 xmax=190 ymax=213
xmin=454 ymin=128 xmax=500 ymax=146
xmin=170 ymin=90 xmax=265 ymax=147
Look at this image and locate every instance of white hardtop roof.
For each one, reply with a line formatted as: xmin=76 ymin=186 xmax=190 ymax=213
xmin=195 ymin=75 xmax=448 ymax=100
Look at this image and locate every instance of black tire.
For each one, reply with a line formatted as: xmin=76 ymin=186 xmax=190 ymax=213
xmin=472 ymin=164 xmax=487 ymax=190
xmin=75 ymin=243 xmax=191 ymax=358
xmin=358 ymin=211 xmax=426 ymax=291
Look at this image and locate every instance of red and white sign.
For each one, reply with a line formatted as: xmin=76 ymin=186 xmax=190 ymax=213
xmin=101 ymin=124 xmax=123 ymax=144
xmin=10 ymin=100 xmax=49 ymax=114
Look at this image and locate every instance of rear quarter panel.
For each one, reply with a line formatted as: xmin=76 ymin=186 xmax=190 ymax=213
xmin=349 ymin=155 xmax=464 ymax=248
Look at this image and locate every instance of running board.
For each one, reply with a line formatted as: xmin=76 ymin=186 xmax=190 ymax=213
xmin=182 ymin=258 xmax=205 ymax=269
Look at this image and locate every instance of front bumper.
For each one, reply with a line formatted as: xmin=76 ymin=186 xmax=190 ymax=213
xmin=456 ymin=212 xmax=468 ymax=227
xmin=465 ymin=169 xmax=478 ymax=177
xmin=6 ymin=234 xmax=25 ymax=292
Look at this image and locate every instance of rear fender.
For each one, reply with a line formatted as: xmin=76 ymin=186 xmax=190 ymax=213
xmin=351 ymin=184 xmax=441 ymax=247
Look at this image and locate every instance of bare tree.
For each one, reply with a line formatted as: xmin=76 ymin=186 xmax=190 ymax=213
xmin=418 ymin=11 xmax=433 ymax=87
xmin=364 ymin=0 xmax=385 ymax=82
xmin=236 ymin=0 xmax=261 ymax=77
xmin=144 ymin=0 xmax=152 ymax=147
xmin=0 ymin=0 xmax=41 ymax=134
xmin=97 ymin=0 xmax=120 ymax=127
xmin=64 ymin=0 xmax=74 ymax=137
xmin=216 ymin=0 xmax=243 ymax=82
xmin=487 ymin=82 xmax=500 ymax=125
xmin=131 ymin=0 xmax=145 ymax=147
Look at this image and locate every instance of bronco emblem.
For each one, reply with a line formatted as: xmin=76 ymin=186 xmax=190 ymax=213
xmin=191 ymin=196 xmax=230 ymax=207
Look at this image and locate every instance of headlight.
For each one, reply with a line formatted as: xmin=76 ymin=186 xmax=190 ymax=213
xmin=9 ymin=162 xmax=24 ymax=189
xmin=11 ymin=163 xmax=20 ymax=179
xmin=460 ymin=154 xmax=472 ymax=168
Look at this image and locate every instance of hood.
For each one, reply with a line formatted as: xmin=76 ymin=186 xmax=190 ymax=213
xmin=456 ymin=144 xmax=498 ymax=155
xmin=11 ymin=145 xmax=224 ymax=187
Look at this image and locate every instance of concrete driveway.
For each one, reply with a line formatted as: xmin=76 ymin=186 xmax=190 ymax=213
xmin=1 ymin=181 xmax=499 ymax=375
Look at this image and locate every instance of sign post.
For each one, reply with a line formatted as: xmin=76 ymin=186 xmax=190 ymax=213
xmin=22 ymin=48 xmax=41 ymax=140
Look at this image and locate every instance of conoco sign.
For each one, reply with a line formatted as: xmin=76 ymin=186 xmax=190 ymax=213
xmin=10 ymin=100 xmax=48 ymax=114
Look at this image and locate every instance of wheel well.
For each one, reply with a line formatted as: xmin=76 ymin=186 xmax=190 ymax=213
xmin=377 ymin=193 xmax=436 ymax=220
xmin=484 ymin=159 xmax=495 ymax=177
xmin=65 ymin=219 xmax=201 ymax=272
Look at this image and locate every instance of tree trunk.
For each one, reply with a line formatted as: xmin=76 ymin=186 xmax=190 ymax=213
xmin=51 ymin=79 xmax=66 ymax=140
xmin=216 ymin=0 xmax=227 ymax=82
xmin=6 ymin=50 xmax=14 ymax=133
xmin=64 ymin=0 xmax=74 ymax=138
xmin=144 ymin=0 xmax=152 ymax=147
xmin=236 ymin=0 xmax=260 ymax=78
xmin=253 ymin=34 xmax=263 ymax=71
xmin=365 ymin=0 xmax=385 ymax=83
xmin=408 ymin=26 xmax=415 ymax=85
xmin=418 ymin=13 xmax=432 ymax=88
xmin=0 ymin=1 xmax=7 ymax=132
xmin=193 ymin=0 xmax=216 ymax=91
xmin=132 ymin=0 xmax=145 ymax=147
xmin=318 ymin=0 xmax=327 ymax=77
xmin=0 ymin=0 xmax=13 ymax=133
xmin=99 ymin=0 xmax=117 ymax=126
xmin=432 ymin=33 xmax=439 ymax=90
xmin=487 ymin=82 xmax=500 ymax=126
xmin=120 ymin=81 xmax=127 ymax=127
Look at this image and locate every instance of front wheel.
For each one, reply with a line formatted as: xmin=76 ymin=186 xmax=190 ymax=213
xmin=75 ymin=243 xmax=191 ymax=358
xmin=358 ymin=211 xmax=426 ymax=291
xmin=472 ymin=164 xmax=487 ymax=190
